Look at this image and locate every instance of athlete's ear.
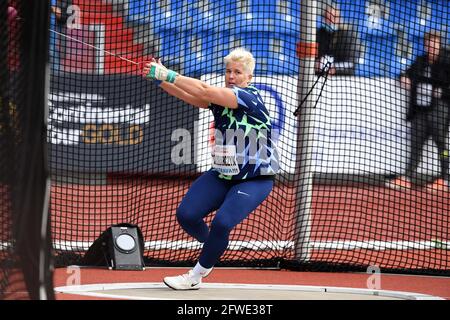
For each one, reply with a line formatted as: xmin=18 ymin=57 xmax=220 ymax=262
xmin=247 ymin=73 xmax=253 ymax=85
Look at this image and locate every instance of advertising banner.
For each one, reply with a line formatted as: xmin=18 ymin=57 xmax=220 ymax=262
xmin=48 ymin=73 xmax=198 ymax=174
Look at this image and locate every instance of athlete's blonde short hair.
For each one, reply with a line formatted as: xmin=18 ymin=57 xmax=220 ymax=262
xmin=224 ymin=48 xmax=256 ymax=75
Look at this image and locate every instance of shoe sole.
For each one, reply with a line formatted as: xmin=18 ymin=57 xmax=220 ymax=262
xmin=163 ymin=279 xmax=201 ymax=291
xmin=162 ymin=268 xmax=213 ymax=290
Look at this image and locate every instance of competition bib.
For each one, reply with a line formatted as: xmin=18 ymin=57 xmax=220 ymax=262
xmin=416 ymin=83 xmax=433 ymax=107
xmin=212 ymin=145 xmax=240 ymax=176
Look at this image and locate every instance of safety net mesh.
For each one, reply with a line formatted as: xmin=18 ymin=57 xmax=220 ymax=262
xmin=1 ymin=0 xmax=53 ymax=299
xmin=47 ymin=0 xmax=449 ymax=275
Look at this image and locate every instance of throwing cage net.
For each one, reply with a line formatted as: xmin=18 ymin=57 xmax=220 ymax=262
xmin=1 ymin=0 xmax=53 ymax=299
xmin=46 ymin=0 xmax=449 ymax=275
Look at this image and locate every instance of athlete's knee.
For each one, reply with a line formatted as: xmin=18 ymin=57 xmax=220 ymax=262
xmin=176 ymin=204 xmax=197 ymax=227
xmin=210 ymin=214 xmax=233 ymax=235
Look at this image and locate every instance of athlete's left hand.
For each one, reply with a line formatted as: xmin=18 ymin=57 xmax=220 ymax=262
xmin=141 ymin=57 xmax=159 ymax=79
xmin=143 ymin=58 xmax=178 ymax=83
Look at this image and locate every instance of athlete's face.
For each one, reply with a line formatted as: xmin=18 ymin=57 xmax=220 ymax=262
xmin=225 ymin=61 xmax=253 ymax=88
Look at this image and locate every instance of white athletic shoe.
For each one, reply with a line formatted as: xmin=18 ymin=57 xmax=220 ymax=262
xmin=163 ymin=269 xmax=212 ymax=290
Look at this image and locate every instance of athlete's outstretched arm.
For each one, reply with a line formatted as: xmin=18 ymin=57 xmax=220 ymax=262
xmin=172 ymin=75 xmax=238 ymax=109
xmin=142 ymin=60 xmax=209 ymax=109
xmin=143 ymin=59 xmax=238 ymax=109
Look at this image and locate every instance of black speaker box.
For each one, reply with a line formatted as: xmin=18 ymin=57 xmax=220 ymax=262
xmin=108 ymin=225 xmax=145 ymax=270
xmin=82 ymin=223 xmax=145 ymax=271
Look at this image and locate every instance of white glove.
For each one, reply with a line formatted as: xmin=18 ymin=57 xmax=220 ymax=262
xmin=145 ymin=62 xmax=178 ymax=83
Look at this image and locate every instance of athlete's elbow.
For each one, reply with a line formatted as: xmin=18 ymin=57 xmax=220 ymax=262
xmin=201 ymin=85 xmax=216 ymax=102
xmin=190 ymin=83 xmax=216 ymax=105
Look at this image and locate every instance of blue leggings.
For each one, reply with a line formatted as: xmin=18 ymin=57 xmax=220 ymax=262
xmin=176 ymin=170 xmax=274 ymax=268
